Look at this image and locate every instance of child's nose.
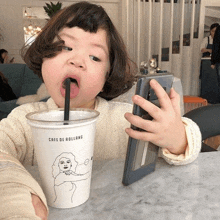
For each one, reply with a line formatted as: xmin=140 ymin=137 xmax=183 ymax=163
xmin=68 ymin=53 xmax=85 ymax=69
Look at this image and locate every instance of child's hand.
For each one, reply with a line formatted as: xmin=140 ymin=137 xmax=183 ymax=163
xmin=3 ymin=54 xmax=9 ymax=64
xmin=125 ymin=79 xmax=187 ymax=155
xmin=31 ymin=194 xmax=48 ymax=220
xmin=211 ymin=64 xmax=215 ymax=69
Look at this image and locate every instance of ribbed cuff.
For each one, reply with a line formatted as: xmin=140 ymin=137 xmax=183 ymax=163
xmin=161 ymin=117 xmax=202 ymax=165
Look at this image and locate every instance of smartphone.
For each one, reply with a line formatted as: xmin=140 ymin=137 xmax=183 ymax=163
xmin=122 ymin=73 xmax=174 ymax=186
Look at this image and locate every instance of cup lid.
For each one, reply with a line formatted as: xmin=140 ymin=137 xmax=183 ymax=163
xmin=26 ymin=108 xmax=100 ymax=128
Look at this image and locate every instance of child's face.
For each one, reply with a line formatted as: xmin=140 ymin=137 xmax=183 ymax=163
xmin=42 ymin=27 xmax=110 ymax=109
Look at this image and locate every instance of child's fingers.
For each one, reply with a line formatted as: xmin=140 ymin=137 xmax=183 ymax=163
xmin=124 ymin=112 xmax=156 ymax=133
xmin=149 ymin=79 xmax=173 ymax=111
xmin=31 ymin=194 xmax=48 ymax=220
xmin=131 ymin=95 xmax=163 ymax=122
xmin=125 ymin=127 xmax=155 ymax=142
xmin=169 ymin=88 xmax=181 ymax=116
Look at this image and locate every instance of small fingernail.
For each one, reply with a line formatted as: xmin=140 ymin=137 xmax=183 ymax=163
xmin=125 ymin=128 xmax=130 ymax=133
xmin=150 ymin=79 xmax=156 ymax=84
xmin=124 ymin=113 xmax=129 ymax=118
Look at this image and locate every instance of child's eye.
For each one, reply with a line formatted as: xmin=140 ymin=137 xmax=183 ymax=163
xmin=62 ymin=46 xmax=72 ymax=51
xmin=90 ymin=55 xmax=101 ymax=62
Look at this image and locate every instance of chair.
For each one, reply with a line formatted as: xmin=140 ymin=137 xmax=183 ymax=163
xmin=183 ymin=104 xmax=220 ymax=152
xmin=184 ymin=96 xmax=220 ymax=150
xmin=183 ymin=96 xmax=208 ymax=114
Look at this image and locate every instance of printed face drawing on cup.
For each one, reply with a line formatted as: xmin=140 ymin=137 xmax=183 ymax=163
xmin=52 ymin=152 xmax=91 ymax=204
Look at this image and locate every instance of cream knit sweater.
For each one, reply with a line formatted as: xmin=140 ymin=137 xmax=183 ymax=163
xmin=0 ymin=97 xmax=201 ymax=219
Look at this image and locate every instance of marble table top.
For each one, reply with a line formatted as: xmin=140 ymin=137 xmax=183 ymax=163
xmin=27 ymin=151 xmax=220 ymax=220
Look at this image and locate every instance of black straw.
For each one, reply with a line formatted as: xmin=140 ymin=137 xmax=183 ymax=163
xmin=64 ymin=78 xmax=71 ymax=124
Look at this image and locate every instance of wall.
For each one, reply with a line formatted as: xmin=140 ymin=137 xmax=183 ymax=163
xmin=0 ymin=0 xmax=202 ymax=66
xmin=0 ymin=0 xmax=24 ymax=63
xmin=0 ymin=0 xmax=122 ymax=63
xmin=134 ymin=2 xmax=200 ymax=65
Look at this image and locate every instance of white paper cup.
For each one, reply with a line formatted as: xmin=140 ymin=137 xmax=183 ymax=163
xmin=26 ymin=109 xmax=99 ymax=209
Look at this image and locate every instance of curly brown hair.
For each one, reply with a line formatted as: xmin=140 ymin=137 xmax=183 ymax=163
xmin=22 ymin=1 xmax=137 ymax=100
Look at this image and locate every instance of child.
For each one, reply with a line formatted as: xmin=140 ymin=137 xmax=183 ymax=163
xmin=0 ymin=2 xmax=201 ymax=219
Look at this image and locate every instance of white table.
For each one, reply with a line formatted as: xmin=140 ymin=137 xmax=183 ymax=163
xmin=27 ymin=151 xmax=220 ymax=220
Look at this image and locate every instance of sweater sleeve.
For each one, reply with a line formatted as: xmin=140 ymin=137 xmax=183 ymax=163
xmin=0 ymin=102 xmax=55 ymax=218
xmin=159 ymin=117 xmax=202 ymax=165
xmin=0 ymin=156 xmax=47 ymax=219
